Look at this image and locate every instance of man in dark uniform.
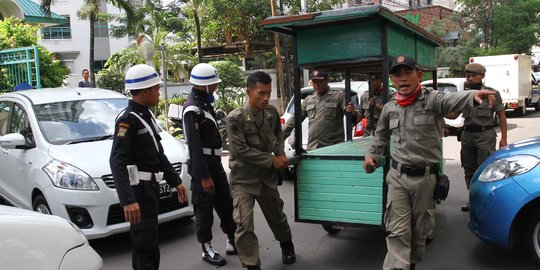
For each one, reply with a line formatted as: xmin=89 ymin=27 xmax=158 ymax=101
xmin=110 ymin=64 xmax=188 ymax=270
xmin=182 ymin=63 xmax=237 ymax=266
xmin=460 ymin=63 xmax=507 ymax=212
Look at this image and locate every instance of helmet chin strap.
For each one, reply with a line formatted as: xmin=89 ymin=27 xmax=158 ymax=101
xmin=206 ymin=85 xmax=209 ymax=95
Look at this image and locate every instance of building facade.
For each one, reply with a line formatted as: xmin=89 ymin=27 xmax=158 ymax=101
xmin=38 ymin=0 xmax=130 ymax=86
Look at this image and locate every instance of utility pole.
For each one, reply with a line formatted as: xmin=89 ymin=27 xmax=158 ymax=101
xmin=270 ymin=0 xmax=286 ymax=113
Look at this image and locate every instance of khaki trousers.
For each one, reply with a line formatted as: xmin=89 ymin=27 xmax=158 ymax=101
xmin=460 ymin=129 xmax=497 ymax=189
xmin=232 ymin=185 xmax=292 ymax=267
xmin=383 ymin=166 xmax=436 ymax=270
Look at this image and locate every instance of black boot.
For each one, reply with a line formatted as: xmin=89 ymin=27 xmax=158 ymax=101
xmin=280 ymin=241 xmax=296 ymax=265
xmin=202 ymin=242 xmax=226 ymax=266
xmin=226 ymin=235 xmax=238 ymax=255
xmin=246 ymin=266 xmax=261 ymax=270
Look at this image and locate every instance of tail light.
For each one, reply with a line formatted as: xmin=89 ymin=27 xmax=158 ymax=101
xmin=469 ymin=57 xmax=474 ymax=63
xmin=280 ymin=118 xmax=285 ymax=126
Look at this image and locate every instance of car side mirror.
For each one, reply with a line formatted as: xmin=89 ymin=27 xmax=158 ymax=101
xmin=0 ymin=133 xmax=31 ymax=149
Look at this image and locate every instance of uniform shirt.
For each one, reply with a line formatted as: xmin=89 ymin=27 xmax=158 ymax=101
xmin=227 ymin=105 xmax=284 ymax=195
xmin=110 ymin=100 xmax=182 ymax=206
xmin=282 ymin=88 xmax=348 ymax=150
xmin=182 ymin=88 xmax=222 ymax=182
xmin=367 ymin=88 xmax=476 ymax=166
xmin=78 ymin=80 xmax=93 ymax=88
xmin=358 ymin=89 xmax=385 ymax=120
xmin=462 ymin=84 xmax=504 ymax=127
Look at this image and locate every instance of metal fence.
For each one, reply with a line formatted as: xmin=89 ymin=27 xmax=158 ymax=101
xmin=0 ymin=46 xmax=41 ymax=91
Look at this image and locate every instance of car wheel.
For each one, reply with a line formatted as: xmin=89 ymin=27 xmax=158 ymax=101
xmin=535 ymin=102 xmax=540 ymax=112
xmin=526 ymin=211 xmax=540 ymax=268
xmin=322 ymin=224 xmax=342 ymax=234
xmin=514 ymin=106 xmax=526 ymax=116
xmin=32 ymin=194 xmax=52 ymax=215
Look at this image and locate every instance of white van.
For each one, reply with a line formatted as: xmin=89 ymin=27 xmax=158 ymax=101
xmin=0 ymin=88 xmax=193 ymax=239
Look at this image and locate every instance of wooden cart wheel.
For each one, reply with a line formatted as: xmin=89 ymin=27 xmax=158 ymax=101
xmin=322 ymin=224 xmax=342 ymax=234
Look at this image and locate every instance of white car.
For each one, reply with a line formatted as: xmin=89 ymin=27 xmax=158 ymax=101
xmin=421 ymin=78 xmax=466 ymax=133
xmin=0 ymin=204 xmax=103 ymax=270
xmin=0 ymin=88 xmax=193 ymax=239
xmin=280 ymin=81 xmax=369 ymax=158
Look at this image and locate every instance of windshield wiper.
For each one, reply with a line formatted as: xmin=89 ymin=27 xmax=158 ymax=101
xmin=65 ymin=135 xmax=114 ymax=145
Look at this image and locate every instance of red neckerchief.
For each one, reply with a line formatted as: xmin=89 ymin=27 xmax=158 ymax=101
xmin=395 ymin=84 xmax=422 ymax=107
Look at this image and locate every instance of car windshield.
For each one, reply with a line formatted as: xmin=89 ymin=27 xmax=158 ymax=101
xmin=35 ymin=98 xmax=128 ymax=145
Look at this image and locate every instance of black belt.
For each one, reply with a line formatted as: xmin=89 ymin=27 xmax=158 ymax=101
xmin=391 ymin=160 xmax=439 ymax=176
xmin=464 ymin=125 xmax=495 ymax=133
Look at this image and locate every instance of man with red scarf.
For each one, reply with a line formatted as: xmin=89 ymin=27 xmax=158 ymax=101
xmin=363 ymin=55 xmax=497 ymax=270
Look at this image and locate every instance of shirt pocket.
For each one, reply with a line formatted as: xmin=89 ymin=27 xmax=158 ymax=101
xmin=136 ymin=134 xmax=157 ymax=158
xmin=306 ymin=104 xmax=316 ymax=120
xmin=389 ymin=118 xmax=400 ymax=142
xmin=245 ymin=125 xmax=261 ymax=148
xmin=414 ymin=110 xmax=438 ymax=140
xmin=323 ymin=102 xmax=337 ymax=119
xmin=474 ymin=107 xmax=493 ymax=119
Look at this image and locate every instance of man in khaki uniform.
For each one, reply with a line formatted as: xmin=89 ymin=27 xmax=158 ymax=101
xmin=363 ymin=55 xmax=497 ymax=270
xmin=357 ymin=74 xmax=386 ymax=136
xmin=459 ymin=63 xmax=507 ymax=212
xmin=226 ymin=71 xmax=295 ymax=270
xmin=282 ymin=71 xmax=356 ymax=150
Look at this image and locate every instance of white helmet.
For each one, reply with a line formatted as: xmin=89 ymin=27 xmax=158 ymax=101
xmin=189 ymin=63 xmax=222 ymax=86
xmin=125 ymin=64 xmax=162 ymax=90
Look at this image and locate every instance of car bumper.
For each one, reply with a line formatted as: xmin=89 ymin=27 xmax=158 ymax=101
xmin=43 ymin=180 xmax=194 ymax=240
xmin=468 ymin=177 xmax=532 ymax=249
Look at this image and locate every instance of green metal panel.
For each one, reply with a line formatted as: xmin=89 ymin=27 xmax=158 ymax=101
xmin=386 ymin=24 xmax=415 ymax=59
xmin=0 ymin=46 xmax=41 ymax=91
xmin=296 ymin=21 xmax=382 ymax=65
xmin=297 ymin=156 xmax=384 ymax=225
xmin=416 ymin=39 xmax=437 ymax=68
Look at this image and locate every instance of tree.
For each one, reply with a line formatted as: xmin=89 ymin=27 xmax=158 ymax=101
xmin=0 ymin=17 xmax=69 ymax=90
xmin=456 ymin=0 xmax=540 ymax=54
xmin=210 ymin=60 xmax=245 ymax=113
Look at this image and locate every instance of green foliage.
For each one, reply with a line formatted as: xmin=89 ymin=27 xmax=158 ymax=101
xmin=437 ymin=46 xmax=474 ymax=72
xmin=0 ymin=17 xmax=68 ymax=89
xmin=96 ymin=47 xmax=145 ymax=93
xmin=210 ymin=60 xmax=245 ymax=112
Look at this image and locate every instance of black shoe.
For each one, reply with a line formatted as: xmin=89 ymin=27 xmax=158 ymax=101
xmin=225 ymin=239 xmax=238 ymax=255
xmin=280 ymin=241 xmax=296 ymax=265
xmin=246 ymin=266 xmax=261 ymax=270
xmin=461 ymin=203 xmax=470 ymax=212
xmin=202 ymin=242 xmax=226 ymax=266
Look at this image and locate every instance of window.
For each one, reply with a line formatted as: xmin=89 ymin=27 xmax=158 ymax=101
xmin=94 ymin=20 xmax=109 ymax=38
xmin=93 ymin=60 xmax=107 ymax=72
xmin=0 ymin=101 xmax=11 ymax=135
xmin=427 ymin=0 xmax=433 ymax=5
xmin=41 ymin=16 xmax=71 ymax=39
xmin=10 ymin=104 xmax=34 ymax=145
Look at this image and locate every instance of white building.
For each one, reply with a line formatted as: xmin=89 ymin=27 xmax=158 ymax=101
xmin=38 ymin=0 xmax=130 ymax=86
xmin=340 ymin=0 xmax=456 ymax=11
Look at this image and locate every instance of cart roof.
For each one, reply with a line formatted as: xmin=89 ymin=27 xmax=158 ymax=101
xmin=262 ymin=5 xmax=444 ymax=73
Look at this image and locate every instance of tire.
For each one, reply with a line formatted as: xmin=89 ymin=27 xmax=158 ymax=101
xmin=535 ymin=102 xmax=540 ymax=112
xmin=32 ymin=194 xmax=52 ymax=215
xmin=514 ymin=106 xmax=526 ymax=116
xmin=322 ymin=224 xmax=341 ymax=234
xmin=526 ymin=211 xmax=540 ymax=268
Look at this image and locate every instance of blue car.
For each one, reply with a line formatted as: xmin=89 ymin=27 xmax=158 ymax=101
xmin=468 ymin=136 xmax=540 ymax=267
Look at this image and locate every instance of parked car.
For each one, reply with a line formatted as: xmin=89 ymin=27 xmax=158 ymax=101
xmin=468 ymin=136 xmax=540 ymax=267
xmin=0 ymin=204 xmax=103 ymax=269
xmin=0 ymin=88 xmax=193 ymax=239
xmin=280 ymin=81 xmax=369 ymax=158
xmin=421 ymin=78 xmax=466 ymax=134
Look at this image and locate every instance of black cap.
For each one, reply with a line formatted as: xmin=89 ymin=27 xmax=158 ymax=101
xmin=390 ymin=55 xmax=418 ymax=74
xmin=311 ymin=70 xmax=329 ymax=80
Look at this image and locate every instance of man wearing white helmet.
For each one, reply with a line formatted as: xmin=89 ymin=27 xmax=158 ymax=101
xmin=183 ymin=63 xmax=237 ymax=266
xmin=110 ymin=64 xmax=188 ymax=270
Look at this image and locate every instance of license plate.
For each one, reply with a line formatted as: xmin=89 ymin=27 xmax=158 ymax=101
xmin=159 ymin=182 xmax=172 ymax=198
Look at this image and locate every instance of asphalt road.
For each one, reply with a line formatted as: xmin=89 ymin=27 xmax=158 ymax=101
xmin=91 ymin=109 xmax=540 ymax=270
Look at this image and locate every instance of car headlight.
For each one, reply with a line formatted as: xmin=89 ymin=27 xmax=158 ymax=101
xmin=43 ymin=159 xmax=99 ymax=190
xmin=478 ymin=155 xmax=540 ymax=182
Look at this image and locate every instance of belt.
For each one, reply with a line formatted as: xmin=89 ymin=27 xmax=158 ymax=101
xmin=391 ymin=160 xmax=439 ymax=176
xmin=138 ymin=171 xmax=163 ymax=182
xmin=464 ymin=125 xmax=495 ymax=133
xmin=202 ymin=147 xmax=222 ymax=156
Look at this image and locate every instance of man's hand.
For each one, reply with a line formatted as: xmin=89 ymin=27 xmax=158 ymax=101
xmin=363 ymin=157 xmax=377 ymax=174
xmin=273 ymin=155 xmax=289 ymax=170
xmin=499 ymin=138 xmax=508 ymax=148
xmin=123 ymin=202 xmax=141 ymax=224
xmin=175 ymin=184 xmax=188 ymax=204
xmin=368 ymin=97 xmax=376 ymax=106
xmin=345 ymin=102 xmax=356 ymax=113
xmin=473 ymin=90 xmax=497 ymax=109
xmin=201 ymin=177 xmax=215 ymax=195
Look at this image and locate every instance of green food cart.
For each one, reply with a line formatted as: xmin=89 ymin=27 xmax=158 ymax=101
xmin=261 ymin=5 xmax=444 ymax=232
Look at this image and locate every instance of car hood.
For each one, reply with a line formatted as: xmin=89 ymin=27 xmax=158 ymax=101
xmin=46 ymin=132 xmax=188 ymax=178
xmin=491 ymin=136 xmax=540 ymax=158
xmin=0 ymin=205 xmax=86 ymax=269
